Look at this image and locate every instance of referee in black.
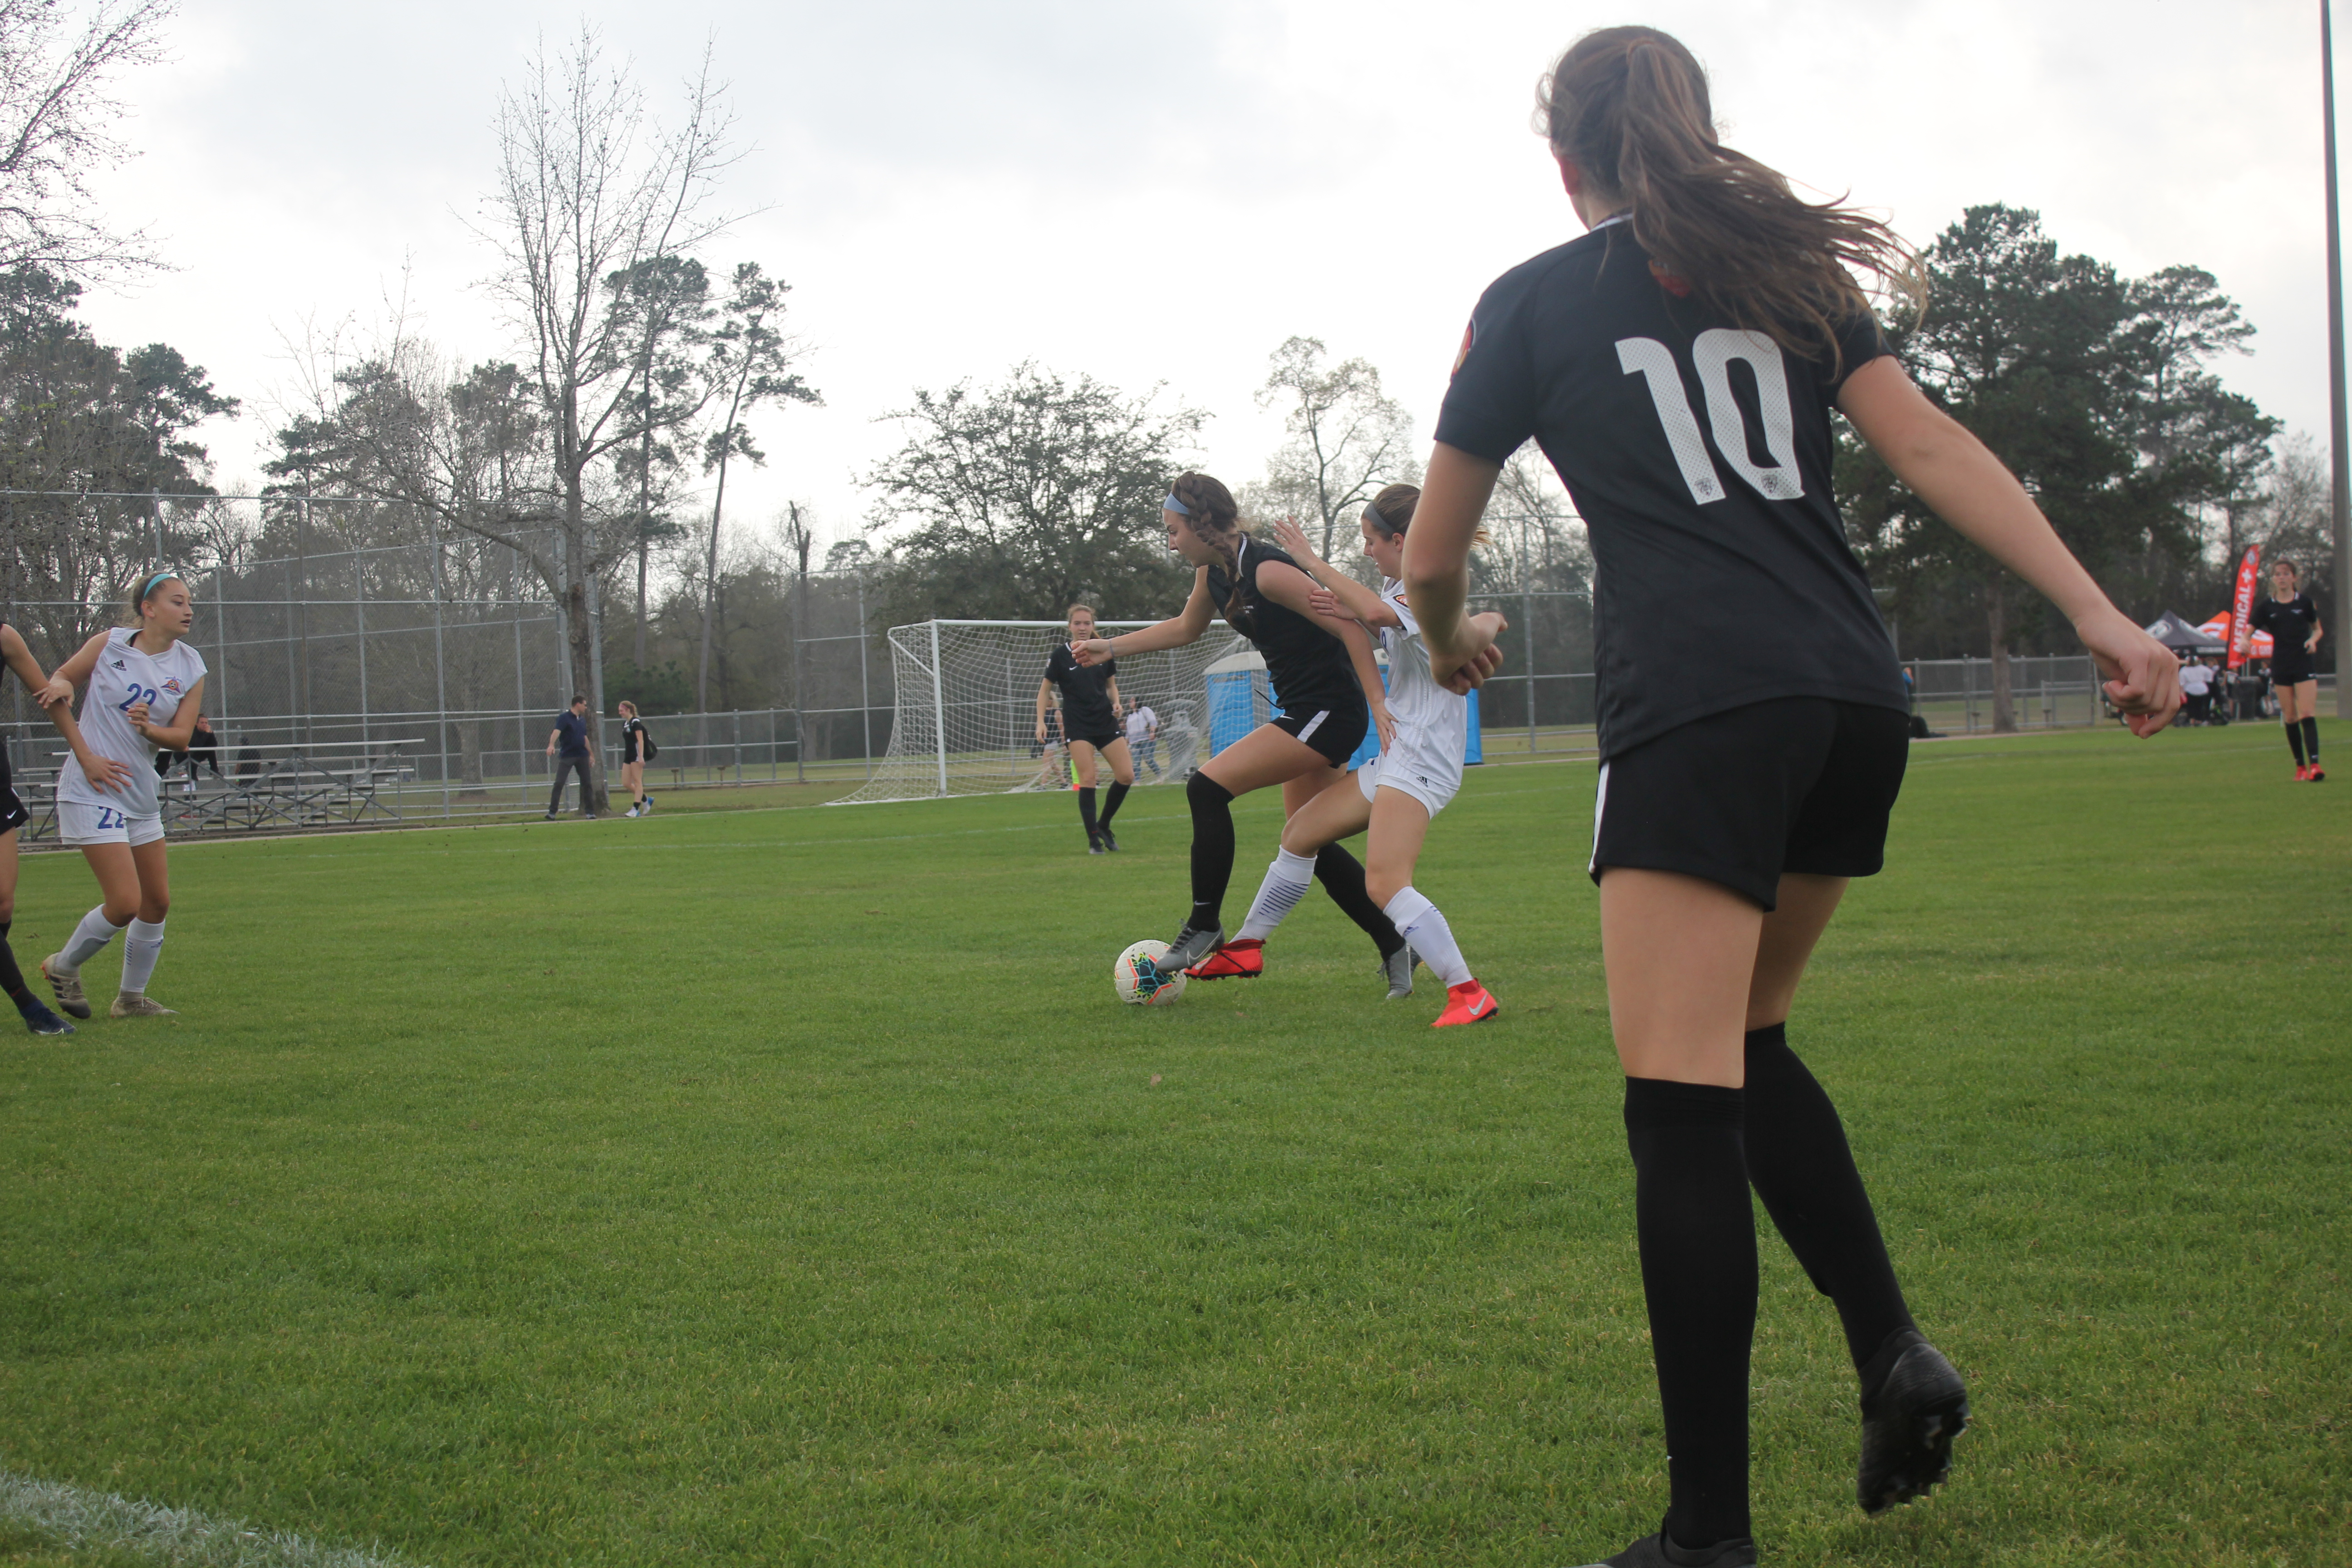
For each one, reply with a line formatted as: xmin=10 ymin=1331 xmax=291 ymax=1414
xmin=1401 ymin=28 xmax=2181 ymax=1568
xmin=1037 ymin=604 xmax=1134 ymax=852
xmin=544 ymin=694 xmax=596 ymax=820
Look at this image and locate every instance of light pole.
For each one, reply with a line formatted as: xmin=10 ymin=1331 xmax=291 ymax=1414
xmin=2327 ymin=0 xmax=2351 ymax=714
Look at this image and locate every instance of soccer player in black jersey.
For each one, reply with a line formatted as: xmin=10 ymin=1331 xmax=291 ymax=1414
xmin=1070 ymin=472 xmax=1447 ymax=993
xmin=1037 ymin=605 xmax=1135 ymax=851
xmin=2250 ymin=559 xmax=2326 ymax=780
xmin=1398 ymin=29 xmax=2182 ymax=1568
xmin=0 ymin=623 xmax=74 ymax=1034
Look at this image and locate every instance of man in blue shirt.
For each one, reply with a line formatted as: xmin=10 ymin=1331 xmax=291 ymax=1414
xmin=544 ymin=695 xmax=596 ymax=819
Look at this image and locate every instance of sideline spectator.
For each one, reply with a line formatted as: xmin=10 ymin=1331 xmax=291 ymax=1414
xmin=544 ymin=695 xmax=596 ymax=819
xmin=1127 ymin=701 xmax=1161 ymax=778
xmin=2176 ymin=655 xmax=2212 ymax=725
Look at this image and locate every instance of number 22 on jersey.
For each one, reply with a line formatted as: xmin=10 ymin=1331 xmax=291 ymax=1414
xmin=1617 ymin=328 xmax=1805 ymax=506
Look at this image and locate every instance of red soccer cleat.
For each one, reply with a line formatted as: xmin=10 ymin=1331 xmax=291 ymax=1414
xmin=2295 ymin=764 xmax=2313 ymax=782
xmin=1432 ymin=979 xmax=1499 ymax=1027
xmin=2310 ymin=763 xmax=2327 ymax=782
xmin=1185 ymin=937 xmax=1264 ymax=980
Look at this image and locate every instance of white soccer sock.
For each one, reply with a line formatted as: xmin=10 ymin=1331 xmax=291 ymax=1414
xmin=1384 ymin=887 xmax=1472 ymax=987
xmin=1237 ymin=848 xmax=1318 ymax=941
xmin=60 ymin=906 xmax=124 ymax=974
xmin=120 ymin=918 xmax=166 ymax=995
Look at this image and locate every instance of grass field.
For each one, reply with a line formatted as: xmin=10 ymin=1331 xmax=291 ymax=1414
xmin=0 ymin=723 xmax=2344 ymax=1567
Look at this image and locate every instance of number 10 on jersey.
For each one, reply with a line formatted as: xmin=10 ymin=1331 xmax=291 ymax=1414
xmin=1617 ymin=329 xmax=1806 ymax=506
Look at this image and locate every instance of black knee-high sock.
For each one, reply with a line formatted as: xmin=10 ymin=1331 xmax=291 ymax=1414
xmin=1312 ymin=842 xmax=1405 ymax=957
xmin=1077 ymin=786 xmax=1099 ymax=837
xmin=1101 ymin=780 xmax=1130 ymax=827
xmin=2301 ymin=717 xmax=2319 ymax=764
xmin=1741 ymin=1024 xmax=1916 ymax=1370
xmin=2286 ymin=720 xmax=2307 ymax=766
xmin=0 ymin=920 xmax=31 ymax=1010
xmin=1186 ymin=772 xmax=1235 ymax=929
xmin=1623 ymin=1076 xmax=1755 ymax=1549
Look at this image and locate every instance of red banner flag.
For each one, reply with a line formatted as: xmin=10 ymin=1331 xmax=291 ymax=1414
xmin=2226 ymin=545 xmax=2262 ymax=670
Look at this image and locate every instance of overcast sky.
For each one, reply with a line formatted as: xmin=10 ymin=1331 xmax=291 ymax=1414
xmin=70 ymin=0 xmax=2348 ymax=556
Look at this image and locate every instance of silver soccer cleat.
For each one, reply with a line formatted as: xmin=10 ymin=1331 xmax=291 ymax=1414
xmin=109 ymin=992 xmax=178 ymax=1019
xmin=40 ymin=955 xmax=90 ymax=1020
xmin=1382 ymin=943 xmax=1420 ymax=1000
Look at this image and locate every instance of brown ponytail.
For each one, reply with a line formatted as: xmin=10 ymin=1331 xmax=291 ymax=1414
xmin=1539 ymin=27 xmax=1923 ymax=360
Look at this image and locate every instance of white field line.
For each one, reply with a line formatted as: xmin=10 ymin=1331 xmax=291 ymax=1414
xmin=0 ymin=1469 xmax=417 ymax=1568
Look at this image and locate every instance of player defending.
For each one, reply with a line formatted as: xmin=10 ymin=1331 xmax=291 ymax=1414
xmin=37 ymin=573 xmax=212 ymax=1020
xmin=2250 ymin=559 xmax=2325 ymax=780
xmin=1401 ymin=28 xmax=2180 ymax=1566
xmin=0 ymin=623 xmax=76 ymax=1034
xmin=1072 ymin=472 xmax=1415 ymax=993
xmin=1037 ymin=605 xmax=1134 ymax=852
xmin=1191 ymin=493 xmax=1506 ymax=1027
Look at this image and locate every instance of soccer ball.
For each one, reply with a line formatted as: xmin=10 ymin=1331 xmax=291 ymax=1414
xmin=1114 ymin=940 xmax=1188 ymax=1006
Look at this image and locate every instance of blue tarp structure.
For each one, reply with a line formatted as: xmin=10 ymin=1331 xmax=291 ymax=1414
xmin=1207 ymin=648 xmax=1483 ymax=769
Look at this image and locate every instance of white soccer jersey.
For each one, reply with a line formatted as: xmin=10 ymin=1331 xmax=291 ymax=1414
xmin=1357 ymin=578 xmax=1470 ymax=816
xmin=57 ymin=627 xmax=207 ymax=819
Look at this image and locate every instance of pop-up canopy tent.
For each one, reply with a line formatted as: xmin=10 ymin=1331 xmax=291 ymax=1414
xmin=2146 ymin=611 xmax=2227 ymax=654
xmin=2193 ymin=613 xmax=2274 ymax=659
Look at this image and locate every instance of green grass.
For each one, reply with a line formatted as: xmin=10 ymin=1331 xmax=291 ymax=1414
xmin=0 ymin=723 xmax=2344 ymax=1566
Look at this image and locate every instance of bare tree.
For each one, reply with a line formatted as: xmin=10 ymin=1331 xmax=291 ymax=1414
xmin=1249 ymin=336 xmax=1417 ymax=558
xmin=471 ymin=26 xmax=736 ymax=811
xmin=0 ymin=0 xmax=172 ymax=281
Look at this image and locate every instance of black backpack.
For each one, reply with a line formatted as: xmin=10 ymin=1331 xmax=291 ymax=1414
xmin=637 ymin=722 xmax=658 ymax=761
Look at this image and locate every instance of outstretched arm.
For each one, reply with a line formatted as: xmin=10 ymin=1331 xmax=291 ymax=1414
xmin=1838 ymin=357 xmax=2178 ymax=734
xmin=1272 ymin=518 xmax=1400 ymax=630
xmin=1254 ymin=558 xmax=1396 ymax=749
xmin=1078 ymin=571 xmax=1215 ymax=664
xmin=32 ymin=631 xmax=108 ymax=710
xmin=0 ymin=625 xmax=49 ymax=696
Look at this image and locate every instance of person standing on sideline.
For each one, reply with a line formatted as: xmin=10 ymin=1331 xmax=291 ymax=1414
xmin=2250 ymin=559 xmax=2325 ymax=779
xmin=1037 ymin=605 xmax=1136 ymax=853
xmin=617 ymin=701 xmax=655 ymax=817
xmin=545 ymin=695 xmax=596 ymax=819
xmin=35 ymin=572 xmax=216 ymax=1021
xmin=0 ymin=623 xmax=75 ymax=1034
xmin=1400 ymin=29 xmax=2180 ymax=1565
xmin=1126 ymin=700 xmax=1161 ymax=779
xmin=2176 ymin=655 xmax=2212 ymax=725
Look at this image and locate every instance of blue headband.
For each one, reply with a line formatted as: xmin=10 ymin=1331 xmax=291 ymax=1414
xmin=1162 ymin=493 xmax=1191 ymax=516
xmin=142 ymin=572 xmax=176 ymax=601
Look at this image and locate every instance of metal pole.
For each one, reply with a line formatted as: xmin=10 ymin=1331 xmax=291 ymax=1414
xmin=929 ymin=618 xmax=949 ymax=796
xmin=857 ymin=567 xmax=873 ymax=781
xmin=2327 ymin=0 xmax=2352 ymax=715
xmin=149 ymin=488 xmax=164 ymax=564
xmin=429 ymin=506 xmax=451 ymax=818
xmin=353 ymin=524 xmax=369 ymax=755
xmin=296 ymin=496 xmax=312 ymax=750
xmin=1520 ymin=519 xmax=1537 ymax=755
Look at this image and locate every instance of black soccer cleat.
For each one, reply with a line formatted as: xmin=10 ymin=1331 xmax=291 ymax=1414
xmin=1155 ymin=923 xmax=1223 ymax=980
xmin=1098 ymin=824 xmax=1118 ymax=852
xmin=1858 ymin=1329 xmax=1970 ymax=1515
xmin=18 ymin=998 xmax=74 ymax=1036
xmin=1574 ymin=1529 xmax=1757 ymax=1567
xmin=1088 ymin=833 xmax=1106 ymax=855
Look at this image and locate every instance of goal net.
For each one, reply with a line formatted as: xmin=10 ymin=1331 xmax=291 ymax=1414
xmin=833 ymin=619 xmax=1251 ymax=805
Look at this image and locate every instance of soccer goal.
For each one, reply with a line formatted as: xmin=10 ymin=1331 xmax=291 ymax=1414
xmin=831 ymin=619 xmax=1251 ymax=804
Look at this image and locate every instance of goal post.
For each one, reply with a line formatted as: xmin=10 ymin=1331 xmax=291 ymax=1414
xmin=832 ymin=619 xmax=1251 ymax=805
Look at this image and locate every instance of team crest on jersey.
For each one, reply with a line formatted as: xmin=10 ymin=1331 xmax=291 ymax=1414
xmin=1452 ymin=319 xmax=1475 ymax=377
xmin=162 ymin=677 xmax=182 ymax=695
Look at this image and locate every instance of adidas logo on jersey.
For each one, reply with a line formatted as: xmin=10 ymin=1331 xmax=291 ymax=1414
xmin=109 ymin=658 xmax=125 ymax=669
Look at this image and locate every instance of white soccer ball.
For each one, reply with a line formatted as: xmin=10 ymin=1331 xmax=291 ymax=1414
xmin=1114 ymin=940 xmax=1189 ymax=1006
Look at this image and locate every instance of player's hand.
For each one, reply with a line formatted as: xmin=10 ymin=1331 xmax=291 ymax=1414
xmin=1272 ymin=516 xmax=1317 ymax=563
xmin=2077 ymin=606 xmax=2181 ymax=736
xmin=1372 ymin=701 xmax=1396 ymax=753
xmin=1034 ymin=719 xmax=1048 ymax=743
xmin=123 ymin=701 xmax=151 ymax=733
xmin=34 ymin=676 xmax=71 ymax=709
xmin=1431 ymin=612 xmax=1507 ymax=694
xmin=1070 ymin=638 xmax=1113 ymax=666
xmin=1306 ymin=585 xmax=1348 ymax=622
xmin=83 ymin=752 xmax=136 ymax=792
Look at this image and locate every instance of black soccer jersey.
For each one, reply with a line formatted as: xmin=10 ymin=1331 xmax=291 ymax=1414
xmin=2251 ymin=594 xmax=2319 ymax=680
xmin=1045 ymin=643 xmax=1119 ymax=739
xmin=1205 ymin=535 xmax=1366 ymax=720
xmin=1436 ymin=220 xmax=1908 ymax=759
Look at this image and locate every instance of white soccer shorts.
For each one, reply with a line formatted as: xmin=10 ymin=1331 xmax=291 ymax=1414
xmin=57 ymin=800 xmax=165 ymax=847
xmin=1355 ymin=724 xmax=1462 ymax=817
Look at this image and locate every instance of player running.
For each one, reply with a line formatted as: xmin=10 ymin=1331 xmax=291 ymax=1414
xmin=1070 ymin=472 xmax=1430 ymax=993
xmin=1189 ymin=492 xmax=1506 ymax=1027
xmin=0 ymin=623 xmax=77 ymax=1034
xmin=35 ymin=573 xmax=211 ymax=1021
xmin=2250 ymin=559 xmax=2325 ymax=780
xmin=1400 ymin=29 xmax=2180 ymax=1567
xmin=1037 ymin=605 xmax=1134 ymax=852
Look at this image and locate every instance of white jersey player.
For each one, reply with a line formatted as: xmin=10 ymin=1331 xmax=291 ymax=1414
xmin=35 ymin=573 xmax=209 ymax=1020
xmin=1195 ymin=492 xmax=1508 ymax=1026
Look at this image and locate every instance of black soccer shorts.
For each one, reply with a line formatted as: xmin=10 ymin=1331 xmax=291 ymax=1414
xmin=1273 ymin=698 xmax=1369 ymax=767
xmin=1588 ymin=696 xmax=1909 ymax=911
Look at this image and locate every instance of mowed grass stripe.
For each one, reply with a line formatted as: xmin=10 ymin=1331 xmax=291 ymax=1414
xmin=0 ymin=723 xmax=2342 ymax=1566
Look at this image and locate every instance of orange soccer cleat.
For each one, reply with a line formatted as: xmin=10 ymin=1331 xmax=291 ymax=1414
xmin=2295 ymin=764 xmax=2312 ymax=782
xmin=1432 ymin=979 xmax=1499 ymax=1027
xmin=1185 ymin=937 xmax=1264 ymax=980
